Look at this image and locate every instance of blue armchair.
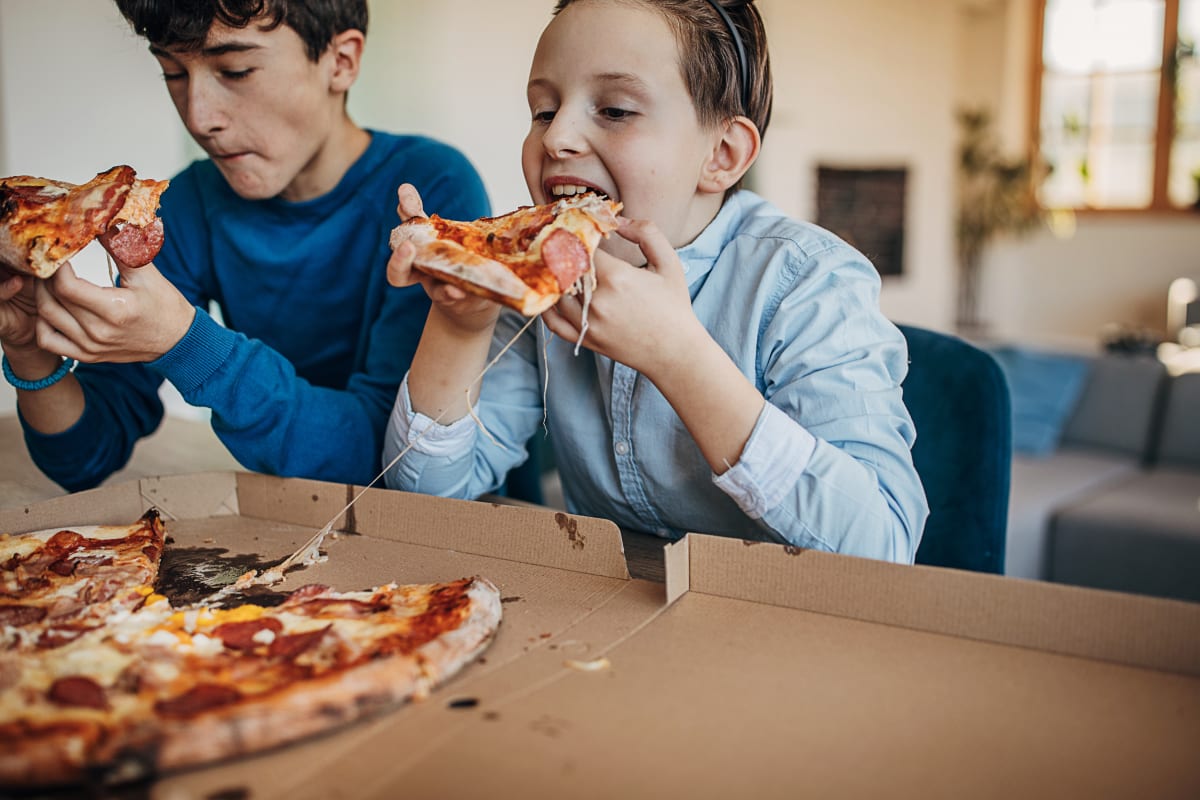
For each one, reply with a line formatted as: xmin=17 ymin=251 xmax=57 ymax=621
xmin=898 ymin=325 xmax=1012 ymax=573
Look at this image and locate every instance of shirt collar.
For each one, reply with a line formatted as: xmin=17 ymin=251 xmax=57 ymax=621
xmin=677 ymin=190 xmax=753 ymax=288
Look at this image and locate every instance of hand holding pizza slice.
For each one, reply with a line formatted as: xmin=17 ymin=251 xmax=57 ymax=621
xmin=389 ymin=190 xmax=621 ymax=317
xmin=0 ymin=165 xmax=168 ymax=278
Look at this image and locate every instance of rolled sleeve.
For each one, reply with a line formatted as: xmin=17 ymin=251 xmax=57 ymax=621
xmin=713 ymin=401 xmax=816 ymax=519
xmin=387 ymin=375 xmax=479 ymax=458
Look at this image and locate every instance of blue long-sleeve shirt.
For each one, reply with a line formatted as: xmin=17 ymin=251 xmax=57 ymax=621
xmin=383 ymin=191 xmax=928 ymax=563
xmin=23 ymin=131 xmax=490 ymax=491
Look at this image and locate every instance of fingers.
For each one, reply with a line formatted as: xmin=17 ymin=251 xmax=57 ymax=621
xmin=613 ymin=218 xmax=676 ymax=275
xmin=539 ymin=306 xmax=580 ymax=344
xmin=387 ymin=242 xmax=469 ymax=303
xmin=1 ymin=272 xmax=22 ymax=300
xmin=395 ymin=183 xmax=426 ymax=221
xmin=386 ymin=242 xmax=419 ymax=287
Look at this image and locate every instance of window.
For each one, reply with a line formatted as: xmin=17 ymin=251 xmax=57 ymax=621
xmin=1033 ymin=0 xmax=1200 ymax=210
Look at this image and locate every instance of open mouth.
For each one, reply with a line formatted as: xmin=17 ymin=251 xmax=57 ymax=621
xmin=547 ymin=182 xmax=610 ymax=201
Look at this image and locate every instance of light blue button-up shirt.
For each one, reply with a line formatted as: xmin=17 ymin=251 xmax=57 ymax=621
xmin=383 ymin=191 xmax=928 ymax=563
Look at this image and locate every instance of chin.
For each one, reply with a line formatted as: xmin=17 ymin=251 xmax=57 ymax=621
xmin=215 ymin=165 xmax=282 ymax=201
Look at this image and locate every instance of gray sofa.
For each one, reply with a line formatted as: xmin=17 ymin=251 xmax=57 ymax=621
xmin=1005 ymin=354 xmax=1200 ymax=602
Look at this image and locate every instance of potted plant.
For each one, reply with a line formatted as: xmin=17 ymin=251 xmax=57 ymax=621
xmin=954 ymin=108 xmax=1046 ymax=334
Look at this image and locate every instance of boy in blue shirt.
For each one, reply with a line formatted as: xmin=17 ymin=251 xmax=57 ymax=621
xmin=382 ymin=0 xmax=928 ymax=562
xmin=0 ymin=0 xmax=489 ymax=490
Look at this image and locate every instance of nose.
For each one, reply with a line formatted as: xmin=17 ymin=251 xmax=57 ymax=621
xmin=542 ymin=110 xmax=585 ymax=159
xmin=182 ymin=75 xmax=229 ymax=136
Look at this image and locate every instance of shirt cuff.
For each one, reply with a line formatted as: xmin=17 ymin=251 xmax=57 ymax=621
xmin=390 ymin=374 xmax=479 ymax=458
xmin=712 ymin=401 xmax=815 ymax=519
xmin=146 ymin=308 xmax=237 ymax=396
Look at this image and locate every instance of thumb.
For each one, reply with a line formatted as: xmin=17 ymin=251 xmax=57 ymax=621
xmin=396 ymin=183 xmax=427 ymax=221
xmin=112 ymin=258 xmax=162 ymax=289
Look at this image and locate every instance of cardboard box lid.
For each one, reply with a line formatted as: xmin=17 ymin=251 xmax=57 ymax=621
xmin=5 ymin=474 xmax=1198 ymax=799
xmin=311 ymin=534 xmax=1200 ymax=800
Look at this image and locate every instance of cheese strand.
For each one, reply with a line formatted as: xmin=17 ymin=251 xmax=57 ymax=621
xmin=206 ymin=314 xmax=541 ymax=601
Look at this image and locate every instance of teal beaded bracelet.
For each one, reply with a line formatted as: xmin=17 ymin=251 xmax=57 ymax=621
xmin=2 ymin=355 xmax=76 ymax=391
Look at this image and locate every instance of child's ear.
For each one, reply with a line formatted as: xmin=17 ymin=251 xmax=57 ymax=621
xmin=328 ymin=29 xmax=365 ymax=93
xmin=698 ymin=117 xmax=761 ymax=194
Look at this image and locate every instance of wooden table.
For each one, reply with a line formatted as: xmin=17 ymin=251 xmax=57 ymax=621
xmin=0 ymin=413 xmax=241 ymax=509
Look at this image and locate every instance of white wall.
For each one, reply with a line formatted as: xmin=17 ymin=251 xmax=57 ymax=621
xmin=3 ymin=0 xmax=1195 ymax=420
xmin=756 ymin=0 xmax=961 ymax=331
xmin=0 ymin=0 xmax=194 ymax=416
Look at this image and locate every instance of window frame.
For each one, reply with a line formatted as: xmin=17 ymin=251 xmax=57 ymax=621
xmin=1029 ymin=0 xmax=1193 ymax=214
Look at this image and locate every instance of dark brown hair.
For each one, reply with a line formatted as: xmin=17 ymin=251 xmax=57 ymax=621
xmin=114 ymin=0 xmax=367 ymax=62
xmin=552 ymin=0 xmax=773 ymax=139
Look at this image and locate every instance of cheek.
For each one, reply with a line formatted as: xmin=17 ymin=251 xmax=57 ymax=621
xmin=521 ymin=135 xmax=543 ymax=201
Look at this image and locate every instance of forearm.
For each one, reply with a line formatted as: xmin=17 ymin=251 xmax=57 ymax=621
xmin=155 ymin=311 xmax=396 ymax=485
xmin=19 ymin=363 xmax=165 ymax=492
xmin=407 ymin=306 xmax=497 ymax=423
xmin=641 ymin=322 xmax=764 ymax=474
xmin=3 ymin=345 xmax=84 ymax=433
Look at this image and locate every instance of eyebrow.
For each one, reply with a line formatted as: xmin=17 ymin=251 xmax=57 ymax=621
xmin=528 ymin=72 xmax=652 ymax=93
xmin=149 ymin=42 xmax=263 ymax=58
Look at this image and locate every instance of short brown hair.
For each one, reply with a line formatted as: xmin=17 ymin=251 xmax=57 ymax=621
xmin=114 ymin=0 xmax=368 ymax=62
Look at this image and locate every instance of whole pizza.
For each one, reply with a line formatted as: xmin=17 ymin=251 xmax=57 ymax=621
xmin=0 ymin=510 xmax=501 ymax=787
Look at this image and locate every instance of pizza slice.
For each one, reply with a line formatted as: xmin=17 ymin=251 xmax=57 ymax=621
xmin=0 ymin=576 xmax=501 ymax=787
xmin=390 ymin=193 xmax=621 ymax=316
xmin=0 ymin=509 xmax=165 ymax=651
xmin=0 ymin=165 xmax=169 ymax=278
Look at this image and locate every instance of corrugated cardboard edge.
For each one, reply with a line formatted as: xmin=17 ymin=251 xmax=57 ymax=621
xmin=233 ymin=473 xmax=630 ymax=580
xmin=673 ymin=533 xmax=1200 ymax=677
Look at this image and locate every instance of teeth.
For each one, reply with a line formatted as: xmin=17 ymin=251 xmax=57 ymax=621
xmin=551 ymin=184 xmax=593 ymax=197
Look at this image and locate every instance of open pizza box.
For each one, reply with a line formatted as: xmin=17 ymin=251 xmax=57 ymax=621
xmin=2 ymin=471 xmax=1199 ymax=799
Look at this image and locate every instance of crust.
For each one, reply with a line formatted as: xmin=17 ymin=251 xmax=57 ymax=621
xmin=392 ymin=223 xmax=556 ymax=316
xmin=152 ymin=577 xmax=501 ymax=773
xmin=390 ymin=194 xmax=620 ymax=317
xmin=0 ymin=577 xmax=501 ymax=786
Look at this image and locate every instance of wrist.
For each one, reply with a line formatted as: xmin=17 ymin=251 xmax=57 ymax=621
xmin=2 ymin=353 xmax=76 ymax=392
xmin=0 ymin=344 xmax=63 ymax=379
xmin=638 ymin=317 xmax=712 ymax=384
xmin=429 ymin=303 xmax=500 ymax=339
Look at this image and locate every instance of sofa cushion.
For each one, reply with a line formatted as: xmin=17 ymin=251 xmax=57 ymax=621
xmin=1005 ymin=448 xmax=1143 ymax=579
xmin=1060 ymin=355 xmax=1166 ymax=459
xmin=1156 ymin=372 xmax=1200 ymax=469
xmin=1050 ymin=467 xmax=1200 ymax=602
xmin=986 ymin=346 xmax=1090 ymax=457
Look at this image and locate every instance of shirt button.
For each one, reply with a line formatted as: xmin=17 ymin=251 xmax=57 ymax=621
xmin=614 ymin=440 xmax=629 ymax=456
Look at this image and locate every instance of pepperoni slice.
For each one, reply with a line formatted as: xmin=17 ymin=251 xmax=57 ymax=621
xmin=155 ymin=683 xmax=242 ymax=718
xmin=213 ymin=617 xmax=284 ymax=651
xmin=98 ymin=218 xmax=163 ymax=268
xmin=0 ymin=604 xmax=47 ymax=627
xmin=540 ymin=227 xmax=590 ymax=292
xmin=268 ymin=625 xmax=330 ymax=660
xmin=48 ymin=676 xmax=108 ymax=710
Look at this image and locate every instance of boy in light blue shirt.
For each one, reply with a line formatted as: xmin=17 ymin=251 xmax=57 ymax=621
xmin=383 ymin=0 xmax=928 ymax=563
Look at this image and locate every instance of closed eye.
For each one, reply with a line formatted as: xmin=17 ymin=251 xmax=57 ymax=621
xmin=599 ymin=107 xmax=633 ymax=121
xmin=221 ymin=68 xmax=255 ymax=80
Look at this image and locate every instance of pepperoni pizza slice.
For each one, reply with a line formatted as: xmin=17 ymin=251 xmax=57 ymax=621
xmin=0 ymin=513 xmax=502 ymax=788
xmin=0 ymin=165 xmax=168 ymax=278
xmin=390 ymin=193 xmax=621 ymax=316
xmin=0 ymin=509 xmax=165 ymax=652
